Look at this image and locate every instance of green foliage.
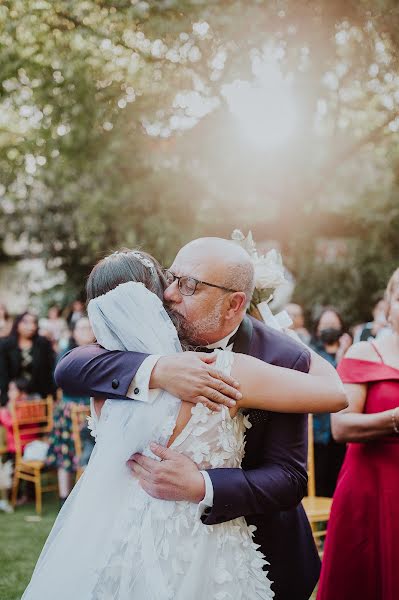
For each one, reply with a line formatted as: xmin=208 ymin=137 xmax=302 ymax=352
xmin=1 ymin=0 xmax=399 ymax=318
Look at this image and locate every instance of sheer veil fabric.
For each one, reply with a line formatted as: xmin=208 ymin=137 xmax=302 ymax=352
xmin=22 ymin=283 xmax=182 ymax=599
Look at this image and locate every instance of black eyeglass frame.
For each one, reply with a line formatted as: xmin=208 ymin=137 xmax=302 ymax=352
xmin=165 ymin=270 xmax=239 ymax=296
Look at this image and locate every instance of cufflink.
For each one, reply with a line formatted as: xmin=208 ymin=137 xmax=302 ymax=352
xmin=134 ymin=387 xmax=140 ymax=395
xmin=111 ymin=378 xmax=119 ymax=389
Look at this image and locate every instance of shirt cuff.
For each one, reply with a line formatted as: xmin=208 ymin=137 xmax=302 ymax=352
xmin=195 ymin=470 xmax=214 ymax=520
xmin=126 ymin=355 xmax=161 ymax=404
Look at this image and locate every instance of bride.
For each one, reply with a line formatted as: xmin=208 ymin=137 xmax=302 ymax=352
xmin=22 ymin=250 xmax=346 ymax=600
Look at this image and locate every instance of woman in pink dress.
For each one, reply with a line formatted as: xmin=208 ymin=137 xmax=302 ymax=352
xmin=317 ymin=268 xmax=399 ymax=600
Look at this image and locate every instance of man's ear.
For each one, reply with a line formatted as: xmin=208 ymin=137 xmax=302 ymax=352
xmin=226 ymin=292 xmax=247 ymax=320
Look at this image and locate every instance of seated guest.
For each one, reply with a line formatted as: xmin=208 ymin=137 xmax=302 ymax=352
xmin=0 ymin=378 xmax=37 ymax=455
xmin=46 ymin=317 xmax=95 ymax=505
xmin=0 ymin=312 xmax=56 ymax=406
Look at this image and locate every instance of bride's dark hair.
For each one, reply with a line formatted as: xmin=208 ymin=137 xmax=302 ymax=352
xmin=86 ymin=248 xmax=166 ymax=302
xmin=86 ymin=248 xmax=185 ymax=341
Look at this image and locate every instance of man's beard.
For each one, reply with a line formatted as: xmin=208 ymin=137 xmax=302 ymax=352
xmin=167 ymin=298 xmax=225 ymax=347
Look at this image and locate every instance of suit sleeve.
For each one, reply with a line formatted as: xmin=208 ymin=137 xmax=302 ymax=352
xmin=203 ymin=347 xmax=310 ymax=525
xmin=54 ymin=344 xmax=149 ymax=399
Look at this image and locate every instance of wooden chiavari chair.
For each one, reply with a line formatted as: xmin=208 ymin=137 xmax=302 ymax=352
xmin=10 ymin=397 xmax=58 ymax=515
xmin=302 ymin=414 xmax=333 ymax=553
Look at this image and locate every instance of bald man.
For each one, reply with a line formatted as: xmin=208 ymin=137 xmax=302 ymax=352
xmin=55 ymin=238 xmax=321 ymax=600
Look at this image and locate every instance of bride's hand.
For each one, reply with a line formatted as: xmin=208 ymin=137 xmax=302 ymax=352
xmin=150 ymin=352 xmax=242 ymax=412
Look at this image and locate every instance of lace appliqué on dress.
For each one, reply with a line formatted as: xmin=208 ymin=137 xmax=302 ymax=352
xmin=91 ymin=350 xmax=274 ymax=600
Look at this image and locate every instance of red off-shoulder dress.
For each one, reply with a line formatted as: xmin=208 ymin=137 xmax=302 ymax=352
xmin=317 ymin=350 xmax=399 ymax=600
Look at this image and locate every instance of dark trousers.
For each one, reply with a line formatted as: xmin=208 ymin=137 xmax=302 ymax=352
xmin=314 ymin=439 xmax=346 ymax=498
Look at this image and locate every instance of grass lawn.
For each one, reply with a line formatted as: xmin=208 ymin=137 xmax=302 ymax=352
xmin=0 ymin=497 xmax=320 ymax=600
xmin=0 ymin=498 xmax=59 ymax=600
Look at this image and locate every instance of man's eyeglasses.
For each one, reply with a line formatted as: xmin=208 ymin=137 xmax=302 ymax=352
xmin=164 ymin=270 xmax=239 ymax=297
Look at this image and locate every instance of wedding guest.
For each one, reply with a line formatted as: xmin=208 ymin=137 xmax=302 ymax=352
xmin=352 ymin=297 xmax=388 ymax=343
xmin=317 ymin=268 xmax=399 ymax=600
xmin=0 ymin=378 xmax=36 ymax=455
xmin=46 ymin=317 xmax=95 ymax=504
xmin=0 ymin=304 xmax=12 ymax=338
xmin=310 ymin=307 xmax=352 ymax=496
xmin=0 ymin=312 xmax=56 ymax=406
xmin=285 ymin=302 xmax=311 ymax=345
xmin=65 ymin=299 xmax=85 ymax=331
xmin=39 ymin=305 xmax=68 ymax=352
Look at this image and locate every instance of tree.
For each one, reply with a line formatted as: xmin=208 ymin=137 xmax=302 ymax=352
xmin=1 ymin=1 xmax=399 ymax=318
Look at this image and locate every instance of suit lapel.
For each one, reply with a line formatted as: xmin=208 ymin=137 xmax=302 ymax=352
xmin=232 ymin=316 xmax=253 ymax=355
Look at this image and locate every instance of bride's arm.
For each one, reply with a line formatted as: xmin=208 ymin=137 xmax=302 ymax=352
xmin=231 ymin=350 xmax=347 ymax=413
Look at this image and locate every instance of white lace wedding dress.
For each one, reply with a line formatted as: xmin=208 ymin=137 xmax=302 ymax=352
xmin=22 ymin=283 xmax=274 ymax=600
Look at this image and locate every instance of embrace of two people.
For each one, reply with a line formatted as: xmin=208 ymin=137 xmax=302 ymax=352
xmin=22 ymin=237 xmax=347 ymax=600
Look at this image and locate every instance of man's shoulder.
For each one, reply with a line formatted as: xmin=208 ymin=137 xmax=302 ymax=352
xmin=248 ymin=317 xmax=310 ymax=372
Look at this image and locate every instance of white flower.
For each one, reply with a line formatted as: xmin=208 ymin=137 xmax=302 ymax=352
xmin=231 ymin=229 xmax=245 ymax=242
xmin=190 ymin=402 xmax=211 ymax=424
xmin=253 ymin=249 xmax=286 ymax=290
xmin=86 ymin=415 xmax=97 ymax=439
xmin=231 ymin=230 xmax=286 ymax=291
xmin=190 ymin=439 xmax=210 ymax=464
xmin=242 ymin=414 xmax=252 ymax=430
xmin=161 ymin=416 xmax=177 ymax=439
xmin=231 ymin=229 xmax=257 ymax=257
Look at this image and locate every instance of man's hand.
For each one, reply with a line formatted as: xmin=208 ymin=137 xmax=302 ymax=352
xmin=150 ymin=352 xmax=241 ymax=411
xmin=128 ymin=443 xmax=205 ymax=503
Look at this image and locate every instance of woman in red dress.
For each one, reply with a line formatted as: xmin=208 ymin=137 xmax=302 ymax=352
xmin=317 ymin=268 xmax=399 ymax=600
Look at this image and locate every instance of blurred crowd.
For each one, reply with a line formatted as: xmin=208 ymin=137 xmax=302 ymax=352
xmin=0 ymin=300 xmax=95 ymax=510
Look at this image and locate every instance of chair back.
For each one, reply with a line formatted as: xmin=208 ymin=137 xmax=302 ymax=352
xmin=71 ymin=404 xmax=91 ymax=464
xmin=0 ymin=425 xmax=7 ymax=455
xmin=10 ymin=397 xmax=54 ymax=462
xmin=307 ymin=413 xmax=316 ymax=498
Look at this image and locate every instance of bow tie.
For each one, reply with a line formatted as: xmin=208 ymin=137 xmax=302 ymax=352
xmin=195 ymin=330 xmax=239 ymax=354
xmin=196 ymin=346 xmax=223 ymax=353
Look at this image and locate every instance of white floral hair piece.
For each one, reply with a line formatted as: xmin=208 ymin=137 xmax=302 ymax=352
xmin=104 ymin=250 xmax=155 ymax=273
xmin=231 ymin=230 xmax=286 ymax=292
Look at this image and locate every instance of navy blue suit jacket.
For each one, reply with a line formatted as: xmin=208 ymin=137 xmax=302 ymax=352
xmin=55 ymin=317 xmax=320 ymax=599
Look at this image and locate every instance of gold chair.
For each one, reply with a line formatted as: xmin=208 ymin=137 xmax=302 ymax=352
xmin=0 ymin=425 xmax=7 ymax=456
xmin=10 ymin=397 xmax=58 ymax=515
xmin=70 ymin=404 xmax=91 ymax=482
xmin=302 ymin=414 xmax=333 ymax=551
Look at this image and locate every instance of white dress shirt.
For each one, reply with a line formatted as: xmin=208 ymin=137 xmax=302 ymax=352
xmin=126 ymin=325 xmax=240 ymax=515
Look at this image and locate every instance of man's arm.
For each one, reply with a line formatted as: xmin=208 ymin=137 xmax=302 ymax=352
xmin=55 ymin=345 xmax=242 ymax=410
xmin=202 ymin=349 xmax=322 ymax=523
xmin=203 ymin=411 xmax=308 ymax=524
xmin=54 ymin=344 xmax=149 ymax=399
